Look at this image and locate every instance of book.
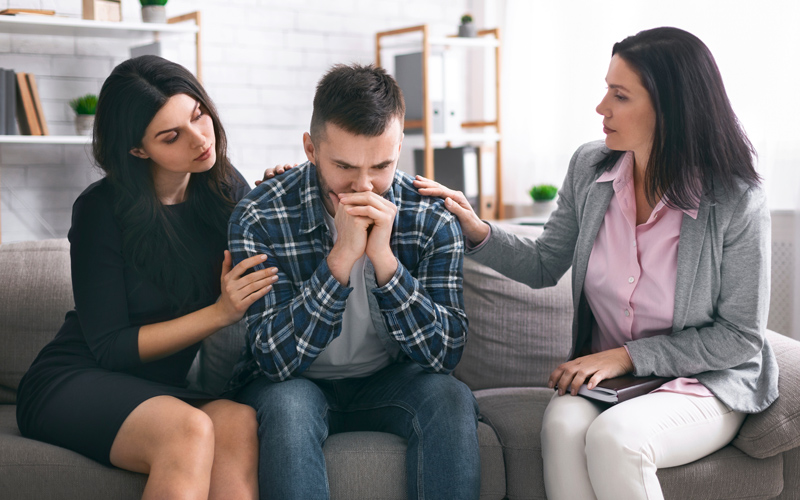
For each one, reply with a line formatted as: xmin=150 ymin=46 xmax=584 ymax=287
xmin=5 ymin=69 xmax=16 ymax=134
xmin=26 ymin=73 xmax=48 ymax=135
xmin=0 ymin=9 xmax=56 ymax=16
xmin=574 ymin=375 xmax=674 ymax=405
xmin=0 ymin=68 xmax=6 ymax=135
xmin=15 ymin=72 xmax=41 ymax=135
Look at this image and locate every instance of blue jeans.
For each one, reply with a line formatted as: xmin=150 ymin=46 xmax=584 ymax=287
xmin=236 ymin=362 xmax=481 ymax=500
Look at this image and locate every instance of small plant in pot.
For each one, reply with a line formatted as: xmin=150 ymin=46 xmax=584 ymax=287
xmin=529 ymin=184 xmax=558 ymax=217
xmin=141 ymin=0 xmax=168 ymax=23
xmin=69 ymin=94 xmax=98 ymax=136
xmin=459 ymin=13 xmax=477 ymax=37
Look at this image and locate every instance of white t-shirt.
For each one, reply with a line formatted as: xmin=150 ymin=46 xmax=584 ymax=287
xmin=303 ymin=211 xmax=392 ymax=379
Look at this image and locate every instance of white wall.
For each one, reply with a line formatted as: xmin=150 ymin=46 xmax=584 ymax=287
xmin=0 ymin=0 xmax=472 ymax=242
xmin=497 ymin=0 xmax=800 ymax=211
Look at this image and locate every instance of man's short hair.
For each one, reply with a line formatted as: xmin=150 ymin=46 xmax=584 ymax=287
xmin=310 ymin=64 xmax=405 ymax=144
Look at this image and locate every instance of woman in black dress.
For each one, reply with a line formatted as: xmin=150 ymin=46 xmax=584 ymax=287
xmin=16 ymin=56 xmax=276 ymax=499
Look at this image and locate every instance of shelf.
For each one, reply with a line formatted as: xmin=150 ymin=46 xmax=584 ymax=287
xmin=0 ymin=15 xmax=198 ymax=38
xmin=0 ymin=135 xmax=91 ymax=145
xmin=429 ymin=132 xmax=500 ymax=144
xmin=380 ymin=36 xmax=500 ymax=52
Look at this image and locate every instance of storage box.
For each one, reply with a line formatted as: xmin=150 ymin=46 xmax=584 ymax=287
xmin=82 ymin=0 xmax=121 ymax=22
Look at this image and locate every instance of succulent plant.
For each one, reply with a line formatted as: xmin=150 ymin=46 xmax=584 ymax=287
xmin=140 ymin=0 xmax=168 ymax=6
xmin=461 ymin=14 xmax=473 ymax=24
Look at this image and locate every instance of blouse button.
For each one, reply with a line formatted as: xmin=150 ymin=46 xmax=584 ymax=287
xmin=628 ymin=276 xmax=635 ymax=284
xmin=624 ymin=309 xmax=631 ymax=317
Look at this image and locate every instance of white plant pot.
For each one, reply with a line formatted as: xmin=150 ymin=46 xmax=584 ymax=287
xmin=75 ymin=114 xmax=95 ymax=136
xmin=141 ymin=5 xmax=166 ymax=23
xmin=530 ymin=199 xmax=557 ymax=218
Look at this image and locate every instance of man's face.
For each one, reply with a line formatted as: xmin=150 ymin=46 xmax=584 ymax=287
xmin=303 ymin=118 xmax=403 ymax=215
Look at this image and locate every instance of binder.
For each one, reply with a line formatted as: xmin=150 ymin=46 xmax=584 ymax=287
xmin=15 ymin=72 xmax=41 ymax=135
xmin=0 ymin=68 xmax=6 ymax=135
xmin=5 ymin=69 xmax=16 ymax=134
xmin=27 ymin=73 xmax=48 ymax=135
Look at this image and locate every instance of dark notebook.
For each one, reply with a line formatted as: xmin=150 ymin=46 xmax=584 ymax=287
xmin=574 ymin=375 xmax=674 ymax=405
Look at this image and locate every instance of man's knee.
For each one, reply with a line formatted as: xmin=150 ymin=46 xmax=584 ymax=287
xmin=240 ymin=377 xmax=328 ymax=437
xmin=418 ymin=374 xmax=478 ymax=428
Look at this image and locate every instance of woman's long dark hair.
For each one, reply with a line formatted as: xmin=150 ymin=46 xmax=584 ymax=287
xmin=93 ymin=55 xmax=237 ymax=312
xmin=596 ymin=27 xmax=759 ymax=209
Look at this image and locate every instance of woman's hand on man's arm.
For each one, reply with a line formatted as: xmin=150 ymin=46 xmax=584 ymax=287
xmin=413 ymin=175 xmax=490 ymax=246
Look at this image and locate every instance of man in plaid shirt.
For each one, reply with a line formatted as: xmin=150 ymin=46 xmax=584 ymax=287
xmin=228 ymin=64 xmax=480 ymax=499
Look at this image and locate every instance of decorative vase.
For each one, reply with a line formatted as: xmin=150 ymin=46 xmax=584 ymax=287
xmin=74 ymin=114 xmax=95 ymax=136
xmin=141 ymin=5 xmax=166 ymax=23
xmin=458 ymin=22 xmax=477 ymax=37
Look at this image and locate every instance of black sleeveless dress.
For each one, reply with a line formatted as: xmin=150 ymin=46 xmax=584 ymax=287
xmin=16 ymin=174 xmax=249 ymax=465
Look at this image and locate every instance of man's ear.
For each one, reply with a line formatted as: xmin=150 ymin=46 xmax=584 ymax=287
xmin=129 ymin=147 xmax=149 ymax=159
xmin=302 ymin=132 xmax=316 ymax=165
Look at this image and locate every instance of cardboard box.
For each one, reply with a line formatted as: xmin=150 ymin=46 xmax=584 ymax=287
xmin=82 ymin=0 xmax=121 ymax=22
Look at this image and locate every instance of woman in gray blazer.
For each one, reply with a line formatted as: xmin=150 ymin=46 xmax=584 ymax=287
xmin=416 ymin=27 xmax=777 ymax=500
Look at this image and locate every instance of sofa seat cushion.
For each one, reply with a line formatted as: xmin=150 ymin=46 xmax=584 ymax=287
xmin=326 ymin=422 xmax=504 ymax=500
xmin=456 ymin=224 xmax=573 ymax=391
xmin=475 ymin=387 xmax=784 ymax=500
xmin=0 ymin=405 xmax=146 ymax=499
xmin=657 ymin=446 xmax=782 ymax=500
xmin=0 ymin=240 xmax=73 ymax=404
xmin=3 ymin=404 xmax=505 ymax=500
xmin=734 ymin=330 xmax=800 ymax=459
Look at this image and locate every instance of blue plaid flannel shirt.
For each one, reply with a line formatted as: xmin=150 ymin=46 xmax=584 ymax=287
xmin=226 ymin=162 xmax=467 ymax=391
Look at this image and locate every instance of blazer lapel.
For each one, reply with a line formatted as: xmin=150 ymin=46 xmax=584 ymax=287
xmin=673 ymin=203 xmax=709 ymax=331
xmin=572 ymin=181 xmax=614 ymax=308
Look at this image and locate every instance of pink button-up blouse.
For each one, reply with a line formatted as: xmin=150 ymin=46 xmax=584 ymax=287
xmin=584 ymin=151 xmax=712 ymax=397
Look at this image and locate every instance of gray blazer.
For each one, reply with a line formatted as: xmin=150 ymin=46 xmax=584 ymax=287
xmin=468 ymin=140 xmax=778 ymax=413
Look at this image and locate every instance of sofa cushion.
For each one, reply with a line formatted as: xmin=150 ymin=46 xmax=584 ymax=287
xmin=325 ymin=422 xmax=505 ymax=500
xmin=475 ymin=387 xmax=784 ymax=500
xmin=733 ymin=330 xmax=800 ymax=458
xmin=0 ymin=240 xmax=73 ymax=404
xmin=475 ymin=387 xmax=553 ymax=500
xmin=455 ymin=223 xmax=573 ymax=391
xmin=0 ymin=405 xmax=147 ymax=499
xmin=657 ymin=446 xmax=783 ymax=500
xmin=195 ymin=319 xmax=248 ymax=396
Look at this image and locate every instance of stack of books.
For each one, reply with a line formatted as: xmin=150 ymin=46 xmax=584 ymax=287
xmin=0 ymin=69 xmax=48 ymax=136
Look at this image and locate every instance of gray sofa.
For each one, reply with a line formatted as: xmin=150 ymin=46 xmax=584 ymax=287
xmin=2 ymin=224 xmax=800 ymax=499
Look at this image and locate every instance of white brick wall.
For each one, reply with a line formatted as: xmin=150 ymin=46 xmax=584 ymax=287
xmin=1 ymin=0 xmax=474 ymax=242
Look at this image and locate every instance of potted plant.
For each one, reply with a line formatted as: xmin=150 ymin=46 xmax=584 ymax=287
xmin=529 ymin=184 xmax=558 ymax=217
xmin=458 ymin=14 xmax=477 ymax=37
xmin=140 ymin=0 xmax=167 ymax=23
xmin=69 ymin=94 xmax=98 ymax=136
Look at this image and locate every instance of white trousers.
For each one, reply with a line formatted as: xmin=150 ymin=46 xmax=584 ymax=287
xmin=540 ymin=391 xmax=746 ymax=500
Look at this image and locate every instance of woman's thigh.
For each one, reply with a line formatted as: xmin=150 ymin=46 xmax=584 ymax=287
xmin=587 ymin=391 xmax=746 ymax=468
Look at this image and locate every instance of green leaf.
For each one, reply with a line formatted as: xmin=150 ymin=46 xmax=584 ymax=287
xmin=529 ymin=184 xmax=558 ymax=202
xmin=69 ymin=94 xmax=98 ymax=115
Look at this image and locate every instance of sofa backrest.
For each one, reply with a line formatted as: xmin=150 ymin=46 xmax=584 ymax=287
xmin=454 ymin=223 xmax=574 ymax=390
xmin=0 ymin=239 xmax=74 ymax=404
xmin=0 ymin=225 xmax=576 ymax=402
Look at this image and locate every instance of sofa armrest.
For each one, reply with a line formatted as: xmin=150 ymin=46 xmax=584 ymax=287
xmin=733 ymin=330 xmax=800 ymax=458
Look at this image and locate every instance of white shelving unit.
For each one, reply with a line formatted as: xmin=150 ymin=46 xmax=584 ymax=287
xmin=0 ymin=15 xmax=198 ymax=38
xmin=0 ymin=12 xmax=202 ymax=243
xmin=0 ymin=135 xmax=91 ymax=145
xmin=376 ymin=25 xmax=504 ymax=219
